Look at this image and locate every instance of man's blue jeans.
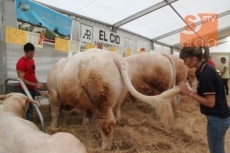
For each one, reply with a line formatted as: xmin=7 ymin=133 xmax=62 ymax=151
xmin=20 ymin=90 xmax=36 ymax=121
xmin=207 ymin=115 xmax=230 ymax=153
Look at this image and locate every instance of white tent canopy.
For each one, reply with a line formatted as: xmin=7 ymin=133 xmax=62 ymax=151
xmin=34 ymin=0 xmax=230 ymax=47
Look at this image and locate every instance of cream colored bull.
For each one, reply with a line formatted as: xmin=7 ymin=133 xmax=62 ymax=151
xmin=125 ymin=52 xmax=176 ymax=96
xmin=0 ymin=93 xmax=87 ymax=153
xmin=125 ymin=52 xmax=180 ymax=115
xmin=125 ymin=53 xmax=197 ymax=115
xmin=44 ymin=49 xmax=181 ymax=151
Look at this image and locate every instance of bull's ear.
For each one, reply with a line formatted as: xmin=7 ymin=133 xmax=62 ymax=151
xmin=0 ymin=95 xmax=7 ymax=100
xmin=27 ymin=98 xmax=39 ymax=105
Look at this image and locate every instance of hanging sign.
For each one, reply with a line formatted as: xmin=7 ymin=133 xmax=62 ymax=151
xmin=15 ymin=0 xmax=72 ymax=43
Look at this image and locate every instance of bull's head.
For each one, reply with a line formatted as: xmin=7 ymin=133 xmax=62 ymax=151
xmin=0 ymin=93 xmax=39 ymax=118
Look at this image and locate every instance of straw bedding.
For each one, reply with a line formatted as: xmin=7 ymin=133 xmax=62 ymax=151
xmin=35 ymin=96 xmax=230 ymax=153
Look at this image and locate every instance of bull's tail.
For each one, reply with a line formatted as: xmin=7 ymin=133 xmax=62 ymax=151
xmin=159 ymin=86 xmax=180 ymax=99
xmin=113 ymin=54 xmax=180 ymax=125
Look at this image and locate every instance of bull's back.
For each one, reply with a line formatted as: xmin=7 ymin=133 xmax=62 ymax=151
xmin=46 ymin=58 xmax=68 ymax=90
xmin=48 ymin=49 xmax=125 ymax=107
xmin=78 ymin=49 xmax=122 ymax=83
xmin=77 ymin=49 xmax=125 ymax=106
xmin=125 ymin=52 xmax=174 ymax=94
xmin=46 ymin=54 xmax=86 ymax=105
xmin=126 ymin=52 xmax=173 ymax=76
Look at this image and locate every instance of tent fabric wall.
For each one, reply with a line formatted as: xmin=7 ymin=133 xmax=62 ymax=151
xmin=154 ymin=42 xmax=171 ymax=54
xmin=162 ymin=46 xmax=171 ymax=54
xmin=0 ymin=0 xmax=6 ymax=89
xmin=0 ymin=0 xmax=8 ymax=93
xmin=153 ymin=42 xmax=163 ymax=52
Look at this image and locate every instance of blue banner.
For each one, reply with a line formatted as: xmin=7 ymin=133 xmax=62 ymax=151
xmin=15 ymin=0 xmax=72 ymax=43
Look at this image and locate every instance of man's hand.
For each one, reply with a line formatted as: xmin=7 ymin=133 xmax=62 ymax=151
xmin=35 ymin=82 xmax=44 ymax=89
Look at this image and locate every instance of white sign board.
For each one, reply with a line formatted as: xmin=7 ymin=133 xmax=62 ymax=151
xmin=81 ymin=23 xmax=124 ymax=48
xmin=80 ymin=23 xmax=139 ymax=51
xmin=80 ymin=24 xmax=93 ymax=44
xmin=93 ymin=26 xmax=121 ymax=47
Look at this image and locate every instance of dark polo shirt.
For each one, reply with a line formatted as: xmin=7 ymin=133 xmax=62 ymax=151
xmin=196 ymin=62 xmax=230 ymax=118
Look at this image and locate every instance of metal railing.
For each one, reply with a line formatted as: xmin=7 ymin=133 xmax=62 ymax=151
xmin=3 ymin=77 xmax=45 ymax=132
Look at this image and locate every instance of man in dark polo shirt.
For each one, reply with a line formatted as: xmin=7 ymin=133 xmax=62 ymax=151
xmin=179 ymin=47 xmax=230 ymax=153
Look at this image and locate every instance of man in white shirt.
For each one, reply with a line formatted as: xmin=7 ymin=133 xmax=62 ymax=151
xmin=220 ymin=57 xmax=230 ymax=95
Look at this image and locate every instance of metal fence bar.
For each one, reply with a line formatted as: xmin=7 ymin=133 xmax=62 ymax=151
xmin=3 ymin=77 xmax=45 ymax=132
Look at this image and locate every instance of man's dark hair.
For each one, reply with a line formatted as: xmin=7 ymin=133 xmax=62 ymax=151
xmin=221 ymin=57 xmax=226 ymax=61
xmin=23 ymin=42 xmax=35 ymax=52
